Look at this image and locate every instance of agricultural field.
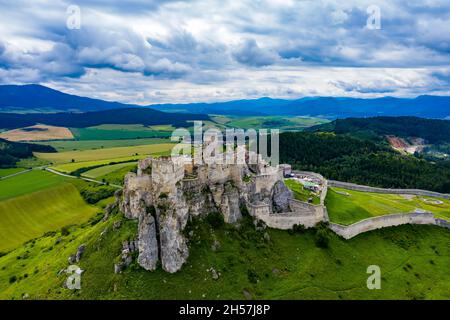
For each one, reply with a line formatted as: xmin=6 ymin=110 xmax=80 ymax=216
xmin=326 ymin=187 xmax=450 ymax=225
xmin=50 ymin=157 xmax=141 ymax=174
xmin=284 ymin=179 xmax=320 ymax=204
xmin=94 ymin=163 xmax=137 ymax=186
xmin=82 ymin=162 xmax=137 ymax=179
xmin=0 ymin=214 xmax=449 ymax=300
xmin=0 ymin=170 xmax=66 ymax=201
xmin=0 ymin=183 xmax=99 ymax=252
xmin=35 ymin=143 xmax=175 ymax=164
xmin=70 ymin=124 xmax=174 ymax=140
xmin=0 ymin=124 xmax=74 ymax=142
xmin=0 ymin=167 xmax=27 ymax=178
xmin=32 ymin=138 xmax=171 ymax=152
xmin=218 ymin=116 xmax=329 ymax=131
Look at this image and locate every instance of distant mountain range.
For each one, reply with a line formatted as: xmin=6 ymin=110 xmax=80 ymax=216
xmin=0 ymin=84 xmax=449 ymax=119
xmin=151 ymin=96 xmax=450 ymax=119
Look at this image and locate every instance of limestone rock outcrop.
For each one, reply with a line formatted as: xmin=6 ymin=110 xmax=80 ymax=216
xmin=120 ymin=155 xmax=291 ymax=273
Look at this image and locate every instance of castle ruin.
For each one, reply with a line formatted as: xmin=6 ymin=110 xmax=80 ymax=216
xmin=120 ymin=154 xmax=327 ymax=273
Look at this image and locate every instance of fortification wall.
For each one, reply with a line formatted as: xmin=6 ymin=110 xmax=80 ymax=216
xmin=435 ymin=218 xmax=450 ymax=229
xmin=249 ymin=199 xmax=326 ymax=229
xmin=329 ymin=212 xmax=438 ymax=239
xmin=328 ymin=180 xmax=450 ymax=200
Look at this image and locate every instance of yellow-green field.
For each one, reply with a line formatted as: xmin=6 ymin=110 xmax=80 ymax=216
xmin=82 ymin=162 xmax=137 ymax=179
xmin=0 ymin=183 xmax=99 ymax=252
xmin=50 ymin=157 xmax=141 ymax=173
xmin=326 ymin=187 xmax=450 ymax=225
xmin=35 ymin=143 xmax=175 ymax=164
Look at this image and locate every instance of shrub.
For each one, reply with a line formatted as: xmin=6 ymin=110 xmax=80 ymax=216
xmin=314 ymin=229 xmax=330 ymax=249
xmin=9 ymin=275 xmax=17 ymax=284
xmin=292 ymin=224 xmax=306 ymax=234
xmin=247 ymin=269 xmax=259 ymax=284
xmin=80 ymin=186 xmax=116 ymax=204
xmin=206 ymin=212 xmax=225 ymax=229
xmin=61 ymin=226 xmax=70 ymax=236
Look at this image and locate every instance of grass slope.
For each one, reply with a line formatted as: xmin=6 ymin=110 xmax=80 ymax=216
xmin=0 ymin=183 xmax=99 ymax=252
xmin=0 ymin=168 xmax=26 ymax=178
xmin=82 ymin=162 xmax=137 ymax=179
xmin=326 ymin=187 xmax=450 ymax=225
xmin=35 ymin=143 xmax=175 ymax=164
xmin=284 ymin=179 xmax=320 ymax=204
xmin=0 ymin=214 xmax=449 ymax=300
xmin=0 ymin=170 xmax=66 ymax=201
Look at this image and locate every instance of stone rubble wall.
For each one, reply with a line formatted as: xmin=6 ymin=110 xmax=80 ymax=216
xmin=328 ymin=180 xmax=450 ymax=200
xmin=329 ymin=212 xmax=440 ymax=239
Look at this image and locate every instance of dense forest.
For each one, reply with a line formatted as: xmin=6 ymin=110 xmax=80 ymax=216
xmin=0 ymin=108 xmax=210 ymax=130
xmin=308 ymin=116 xmax=450 ymax=144
xmin=279 ymin=132 xmax=450 ymax=193
xmin=0 ymin=138 xmax=55 ymax=168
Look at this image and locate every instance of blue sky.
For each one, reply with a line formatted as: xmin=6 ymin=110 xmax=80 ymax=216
xmin=0 ymin=0 xmax=449 ymax=104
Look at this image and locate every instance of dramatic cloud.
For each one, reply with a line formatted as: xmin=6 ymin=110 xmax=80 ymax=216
xmin=0 ymin=0 xmax=449 ymax=103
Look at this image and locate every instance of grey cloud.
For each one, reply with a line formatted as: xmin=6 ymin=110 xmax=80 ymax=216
xmin=232 ymin=39 xmax=278 ymax=67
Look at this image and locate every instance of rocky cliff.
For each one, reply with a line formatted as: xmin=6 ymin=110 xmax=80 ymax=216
xmin=120 ymin=156 xmax=292 ymax=273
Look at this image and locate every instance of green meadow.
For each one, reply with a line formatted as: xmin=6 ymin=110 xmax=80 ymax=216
xmin=82 ymin=162 xmax=137 ymax=179
xmin=326 ymin=187 xmax=450 ymax=225
xmin=0 ymin=168 xmax=26 ymax=178
xmin=0 ymin=170 xmax=66 ymax=201
xmin=0 ymin=183 xmax=99 ymax=252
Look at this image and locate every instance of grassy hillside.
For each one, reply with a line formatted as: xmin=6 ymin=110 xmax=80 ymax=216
xmin=0 ymin=170 xmax=66 ymax=201
xmin=0 ymin=213 xmax=449 ymax=300
xmin=35 ymin=143 xmax=175 ymax=164
xmin=326 ymin=187 xmax=450 ymax=225
xmin=0 ymin=138 xmax=56 ymax=168
xmin=0 ymin=183 xmax=99 ymax=252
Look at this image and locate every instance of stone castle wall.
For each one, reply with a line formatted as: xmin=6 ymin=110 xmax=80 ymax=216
xmin=249 ymin=199 xmax=326 ymax=229
xmin=328 ymin=180 xmax=450 ymax=200
xmin=329 ymin=212 xmax=439 ymax=239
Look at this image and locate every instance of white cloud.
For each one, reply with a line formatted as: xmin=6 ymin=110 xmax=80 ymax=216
xmin=0 ymin=0 xmax=449 ymax=103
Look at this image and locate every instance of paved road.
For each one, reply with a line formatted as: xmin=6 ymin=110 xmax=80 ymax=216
xmin=44 ymin=167 xmax=123 ymax=189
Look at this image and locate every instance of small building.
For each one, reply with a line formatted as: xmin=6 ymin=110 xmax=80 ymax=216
xmin=279 ymin=164 xmax=292 ymax=177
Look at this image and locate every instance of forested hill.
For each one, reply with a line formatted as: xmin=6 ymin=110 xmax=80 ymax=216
xmin=279 ymin=132 xmax=450 ymax=193
xmin=307 ymin=116 xmax=450 ymax=144
xmin=0 ymin=108 xmax=210 ymax=130
xmin=0 ymin=138 xmax=56 ymax=168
